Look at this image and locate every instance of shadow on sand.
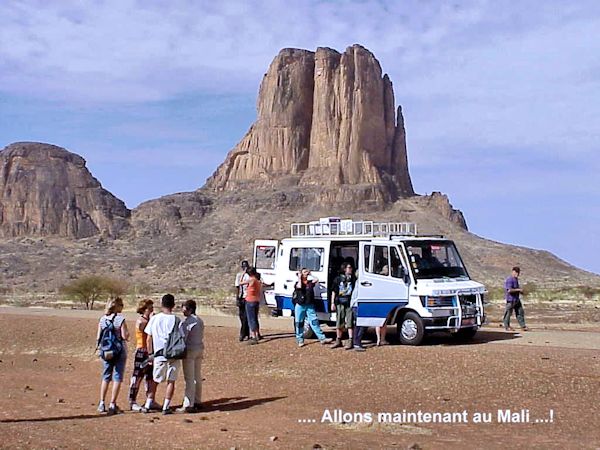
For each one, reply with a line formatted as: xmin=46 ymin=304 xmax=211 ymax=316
xmin=201 ymin=395 xmax=286 ymax=413
xmin=0 ymin=396 xmax=287 ymax=423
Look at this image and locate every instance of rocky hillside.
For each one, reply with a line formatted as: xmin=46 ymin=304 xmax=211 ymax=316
xmin=0 ymin=142 xmax=130 ymax=239
xmin=0 ymin=45 xmax=598 ymax=299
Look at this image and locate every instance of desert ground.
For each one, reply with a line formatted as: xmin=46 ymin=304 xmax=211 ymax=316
xmin=1 ymin=306 xmax=600 ymax=450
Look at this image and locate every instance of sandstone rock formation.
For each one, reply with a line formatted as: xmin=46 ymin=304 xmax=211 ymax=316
xmin=0 ymin=142 xmax=130 ymax=239
xmin=206 ymin=44 xmax=414 ymax=202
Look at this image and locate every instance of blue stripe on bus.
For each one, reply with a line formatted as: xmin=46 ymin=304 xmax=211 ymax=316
xmin=358 ymin=301 xmax=408 ymax=318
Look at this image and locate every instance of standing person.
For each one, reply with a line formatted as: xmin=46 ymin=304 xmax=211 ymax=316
xmin=178 ymin=300 xmax=205 ymax=413
xmin=144 ymin=294 xmax=182 ymax=415
xmin=234 ymin=260 xmax=250 ymax=342
xmin=128 ymin=299 xmax=159 ymax=412
xmin=240 ymin=267 xmax=262 ymax=344
xmin=294 ymin=268 xmax=333 ymax=348
xmin=375 ymin=324 xmax=389 ymax=346
xmin=503 ymin=266 xmax=528 ymax=331
xmin=331 ymin=263 xmax=356 ymax=350
xmin=97 ymin=297 xmax=129 ymax=415
xmin=350 ymin=284 xmax=367 ymax=352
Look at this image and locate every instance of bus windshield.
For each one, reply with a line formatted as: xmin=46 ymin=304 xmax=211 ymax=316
xmin=404 ymin=240 xmax=469 ymax=280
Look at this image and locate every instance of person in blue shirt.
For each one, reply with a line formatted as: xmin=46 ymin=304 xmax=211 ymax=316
xmin=503 ymin=266 xmax=528 ymax=331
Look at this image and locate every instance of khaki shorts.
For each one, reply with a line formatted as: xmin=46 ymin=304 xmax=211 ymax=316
xmin=335 ymin=303 xmax=354 ymax=330
xmin=153 ymin=358 xmax=180 ymax=383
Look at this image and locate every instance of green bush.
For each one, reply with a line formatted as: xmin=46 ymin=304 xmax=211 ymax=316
xmin=61 ymin=276 xmax=128 ymax=310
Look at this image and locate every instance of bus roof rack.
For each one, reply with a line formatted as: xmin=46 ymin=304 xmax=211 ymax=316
xmin=290 ymin=219 xmax=418 ymax=238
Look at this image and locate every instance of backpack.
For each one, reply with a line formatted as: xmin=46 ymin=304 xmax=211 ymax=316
xmin=97 ymin=314 xmax=123 ymax=361
xmin=163 ymin=316 xmax=187 ymax=360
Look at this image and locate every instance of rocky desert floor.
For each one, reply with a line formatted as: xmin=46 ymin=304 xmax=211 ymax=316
xmin=1 ymin=306 xmax=599 ymax=450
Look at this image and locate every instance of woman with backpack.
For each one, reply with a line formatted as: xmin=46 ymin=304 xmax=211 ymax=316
xmin=97 ymin=297 xmax=129 ymax=415
xmin=294 ymin=268 xmax=333 ymax=347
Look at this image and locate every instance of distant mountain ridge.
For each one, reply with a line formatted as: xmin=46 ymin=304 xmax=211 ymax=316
xmin=0 ymin=45 xmax=598 ymax=294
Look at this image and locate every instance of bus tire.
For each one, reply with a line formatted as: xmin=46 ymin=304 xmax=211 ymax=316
xmin=303 ymin=319 xmax=316 ymax=339
xmin=397 ymin=312 xmax=425 ymax=346
xmin=293 ymin=318 xmax=316 ymax=339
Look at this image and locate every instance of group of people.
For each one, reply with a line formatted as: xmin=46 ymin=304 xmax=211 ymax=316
xmin=96 ymin=294 xmax=204 ymax=415
xmin=235 ymin=259 xmax=388 ymax=351
xmin=234 ymin=260 xmax=271 ymax=344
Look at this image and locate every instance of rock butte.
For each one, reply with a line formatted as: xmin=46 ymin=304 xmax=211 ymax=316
xmin=206 ymin=45 xmax=414 ymax=203
xmin=0 ymin=142 xmax=130 ymax=239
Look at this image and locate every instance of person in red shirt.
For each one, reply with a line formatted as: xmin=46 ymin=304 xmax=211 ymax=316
xmin=240 ymin=267 xmax=262 ymax=344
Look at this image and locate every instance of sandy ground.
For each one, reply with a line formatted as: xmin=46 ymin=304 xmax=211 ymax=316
xmin=1 ymin=307 xmax=600 ymax=449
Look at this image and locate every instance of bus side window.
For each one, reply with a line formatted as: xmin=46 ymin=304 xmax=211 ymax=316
xmin=373 ymin=246 xmax=389 ymax=276
xmin=363 ymin=244 xmax=372 ymax=273
xmin=390 ymin=247 xmax=405 ymax=279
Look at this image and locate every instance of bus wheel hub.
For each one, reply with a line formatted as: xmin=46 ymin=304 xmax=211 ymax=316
xmin=401 ymin=319 xmax=418 ymax=340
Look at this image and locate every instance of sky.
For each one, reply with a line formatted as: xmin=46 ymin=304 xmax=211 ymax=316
xmin=0 ymin=0 xmax=599 ymax=275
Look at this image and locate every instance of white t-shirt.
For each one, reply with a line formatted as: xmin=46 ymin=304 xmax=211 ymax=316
xmin=145 ymin=313 xmax=177 ymax=358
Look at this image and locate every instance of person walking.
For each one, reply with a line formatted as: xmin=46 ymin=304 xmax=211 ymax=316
xmin=294 ymin=268 xmax=333 ymax=348
xmin=178 ymin=300 xmax=205 ymax=413
xmin=97 ymin=297 xmax=129 ymax=415
xmin=144 ymin=294 xmax=182 ymax=415
xmin=128 ymin=299 xmax=159 ymax=412
xmin=234 ymin=260 xmax=250 ymax=342
xmin=331 ymin=263 xmax=357 ymax=350
xmin=503 ymin=266 xmax=528 ymax=331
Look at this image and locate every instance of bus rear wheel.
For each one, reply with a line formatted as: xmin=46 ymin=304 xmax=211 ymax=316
xmin=397 ymin=312 xmax=425 ymax=346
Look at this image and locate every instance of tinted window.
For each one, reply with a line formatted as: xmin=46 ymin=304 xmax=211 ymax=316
xmin=405 ymin=240 xmax=468 ymax=279
xmin=390 ymin=247 xmax=405 ymax=279
xmin=373 ymin=246 xmax=389 ymax=276
xmin=289 ymin=248 xmax=324 ymax=272
xmin=255 ymin=245 xmax=276 ymax=270
xmin=363 ymin=245 xmax=372 ymax=273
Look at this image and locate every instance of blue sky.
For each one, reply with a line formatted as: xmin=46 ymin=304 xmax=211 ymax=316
xmin=0 ymin=0 xmax=599 ymax=275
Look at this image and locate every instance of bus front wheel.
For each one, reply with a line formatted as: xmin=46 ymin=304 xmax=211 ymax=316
xmin=397 ymin=312 xmax=425 ymax=346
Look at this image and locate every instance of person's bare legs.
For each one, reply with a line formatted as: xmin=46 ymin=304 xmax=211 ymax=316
xmin=376 ymin=325 xmax=389 ymax=345
xmin=100 ymin=380 xmax=109 ymax=403
xmin=110 ymin=381 xmax=122 ymax=405
xmin=164 ymin=380 xmax=175 ymax=410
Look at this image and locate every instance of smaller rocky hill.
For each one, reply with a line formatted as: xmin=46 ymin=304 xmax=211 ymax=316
xmin=0 ymin=142 xmax=130 ymax=239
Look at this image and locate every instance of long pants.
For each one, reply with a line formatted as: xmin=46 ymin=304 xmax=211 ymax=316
xmin=238 ymin=299 xmax=249 ymax=339
xmin=503 ymin=300 xmax=526 ymax=328
xmin=182 ymin=348 xmax=203 ymax=407
xmin=295 ymin=303 xmax=326 ymax=343
xmin=352 ymin=306 xmax=365 ymax=347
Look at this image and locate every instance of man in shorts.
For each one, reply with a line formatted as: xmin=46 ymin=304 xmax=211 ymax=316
xmin=145 ymin=294 xmax=181 ymax=415
xmin=331 ymin=263 xmax=356 ymax=350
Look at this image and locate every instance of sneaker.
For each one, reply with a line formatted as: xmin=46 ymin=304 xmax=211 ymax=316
xmin=162 ymin=408 xmax=173 ymax=415
xmin=376 ymin=340 xmax=389 ymax=347
xmin=298 ymin=342 xmax=305 ymax=348
xmin=521 ymin=326 xmax=529 ymax=332
xmin=148 ymin=401 xmax=162 ymax=411
xmin=345 ymin=341 xmax=354 ymax=350
xmin=130 ymin=403 xmax=142 ymax=412
xmin=353 ymin=346 xmax=366 ymax=352
xmin=141 ymin=406 xmax=151 ymax=413
xmin=258 ymin=334 xmax=264 ymax=341
xmin=248 ymin=338 xmax=258 ymax=345
xmin=107 ymin=405 xmax=121 ymax=416
xmin=320 ymin=338 xmax=333 ymax=345
xmin=505 ymin=326 xmax=514 ymax=331
xmin=330 ymin=339 xmax=343 ymax=349
xmin=97 ymin=402 xmax=106 ymax=413
xmin=176 ymin=406 xmax=197 ymax=413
